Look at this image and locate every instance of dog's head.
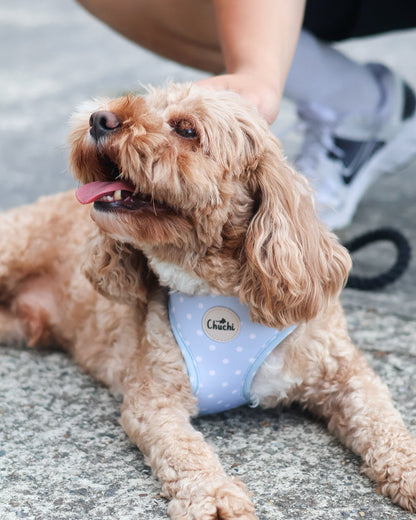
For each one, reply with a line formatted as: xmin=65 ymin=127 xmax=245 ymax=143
xmin=69 ymin=83 xmax=351 ymax=328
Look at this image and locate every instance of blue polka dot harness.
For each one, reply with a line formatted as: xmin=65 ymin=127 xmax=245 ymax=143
xmin=169 ymin=292 xmax=296 ymax=415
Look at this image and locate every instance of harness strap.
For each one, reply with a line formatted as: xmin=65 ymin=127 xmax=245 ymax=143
xmin=169 ymin=293 xmax=296 ymax=415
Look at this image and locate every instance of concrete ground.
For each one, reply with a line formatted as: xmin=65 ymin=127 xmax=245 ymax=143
xmin=1 ymin=1 xmax=416 ymax=519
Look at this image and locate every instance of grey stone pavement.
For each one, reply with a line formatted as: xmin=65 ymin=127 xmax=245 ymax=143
xmin=1 ymin=1 xmax=416 ymax=519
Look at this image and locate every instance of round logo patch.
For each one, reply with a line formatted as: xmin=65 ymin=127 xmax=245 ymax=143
xmin=202 ymin=306 xmax=241 ymax=343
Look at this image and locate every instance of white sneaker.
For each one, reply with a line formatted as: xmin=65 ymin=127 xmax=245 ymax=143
xmin=295 ymin=63 xmax=416 ymax=229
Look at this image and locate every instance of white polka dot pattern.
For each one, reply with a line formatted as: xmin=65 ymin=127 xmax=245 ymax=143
xmin=169 ymin=293 xmax=296 ymax=415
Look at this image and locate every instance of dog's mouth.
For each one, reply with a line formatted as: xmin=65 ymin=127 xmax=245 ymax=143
xmin=76 ymin=180 xmax=158 ymax=213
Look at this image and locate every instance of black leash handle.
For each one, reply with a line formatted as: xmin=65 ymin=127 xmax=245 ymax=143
xmin=343 ymin=228 xmax=411 ymax=291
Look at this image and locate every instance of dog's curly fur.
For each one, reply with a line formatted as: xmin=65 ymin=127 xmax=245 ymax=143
xmin=1 ymin=83 xmax=415 ymax=519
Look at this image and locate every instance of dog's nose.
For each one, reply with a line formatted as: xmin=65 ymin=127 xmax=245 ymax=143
xmin=89 ymin=110 xmax=120 ymax=140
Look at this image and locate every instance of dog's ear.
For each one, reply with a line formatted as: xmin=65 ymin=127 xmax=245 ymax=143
xmin=82 ymin=229 xmax=154 ymax=305
xmin=239 ymin=137 xmax=351 ymax=328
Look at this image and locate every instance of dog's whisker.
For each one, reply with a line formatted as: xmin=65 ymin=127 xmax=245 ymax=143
xmin=152 ymin=198 xmax=158 ymax=216
xmin=226 ymin=217 xmax=238 ymax=238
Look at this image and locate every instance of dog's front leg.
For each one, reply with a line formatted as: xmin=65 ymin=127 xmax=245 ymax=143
xmin=121 ymin=398 xmax=257 ymax=520
xmin=291 ymin=316 xmax=416 ymax=512
xmin=120 ymin=293 xmax=257 ymax=520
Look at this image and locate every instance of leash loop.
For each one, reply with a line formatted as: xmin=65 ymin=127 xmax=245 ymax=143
xmin=343 ymin=228 xmax=411 ymax=291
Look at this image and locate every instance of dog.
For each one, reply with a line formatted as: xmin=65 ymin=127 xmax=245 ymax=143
xmin=1 ymin=83 xmax=415 ymax=519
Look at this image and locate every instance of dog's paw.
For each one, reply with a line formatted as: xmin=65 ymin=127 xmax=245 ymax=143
xmin=378 ymin=467 xmax=416 ymax=512
xmin=363 ymin=449 xmax=416 ymax=512
xmin=167 ymin=477 xmax=258 ymax=520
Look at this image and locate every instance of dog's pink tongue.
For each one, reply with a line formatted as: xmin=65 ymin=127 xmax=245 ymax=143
xmin=75 ymin=181 xmax=134 ymax=204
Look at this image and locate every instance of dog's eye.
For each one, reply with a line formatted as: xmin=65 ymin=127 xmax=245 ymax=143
xmin=169 ymin=119 xmax=198 ymax=139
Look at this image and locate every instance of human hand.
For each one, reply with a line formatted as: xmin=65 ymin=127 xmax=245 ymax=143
xmin=196 ymin=73 xmax=281 ymax=125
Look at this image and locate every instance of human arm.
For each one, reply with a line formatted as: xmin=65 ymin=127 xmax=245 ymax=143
xmin=197 ymin=0 xmax=306 ymax=124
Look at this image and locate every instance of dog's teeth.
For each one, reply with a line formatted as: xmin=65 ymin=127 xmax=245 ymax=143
xmin=114 ymin=190 xmax=122 ymax=201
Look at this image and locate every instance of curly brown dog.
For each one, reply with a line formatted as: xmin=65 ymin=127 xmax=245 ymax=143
xmin=1 ymin=83 xmax=415 ymax=519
